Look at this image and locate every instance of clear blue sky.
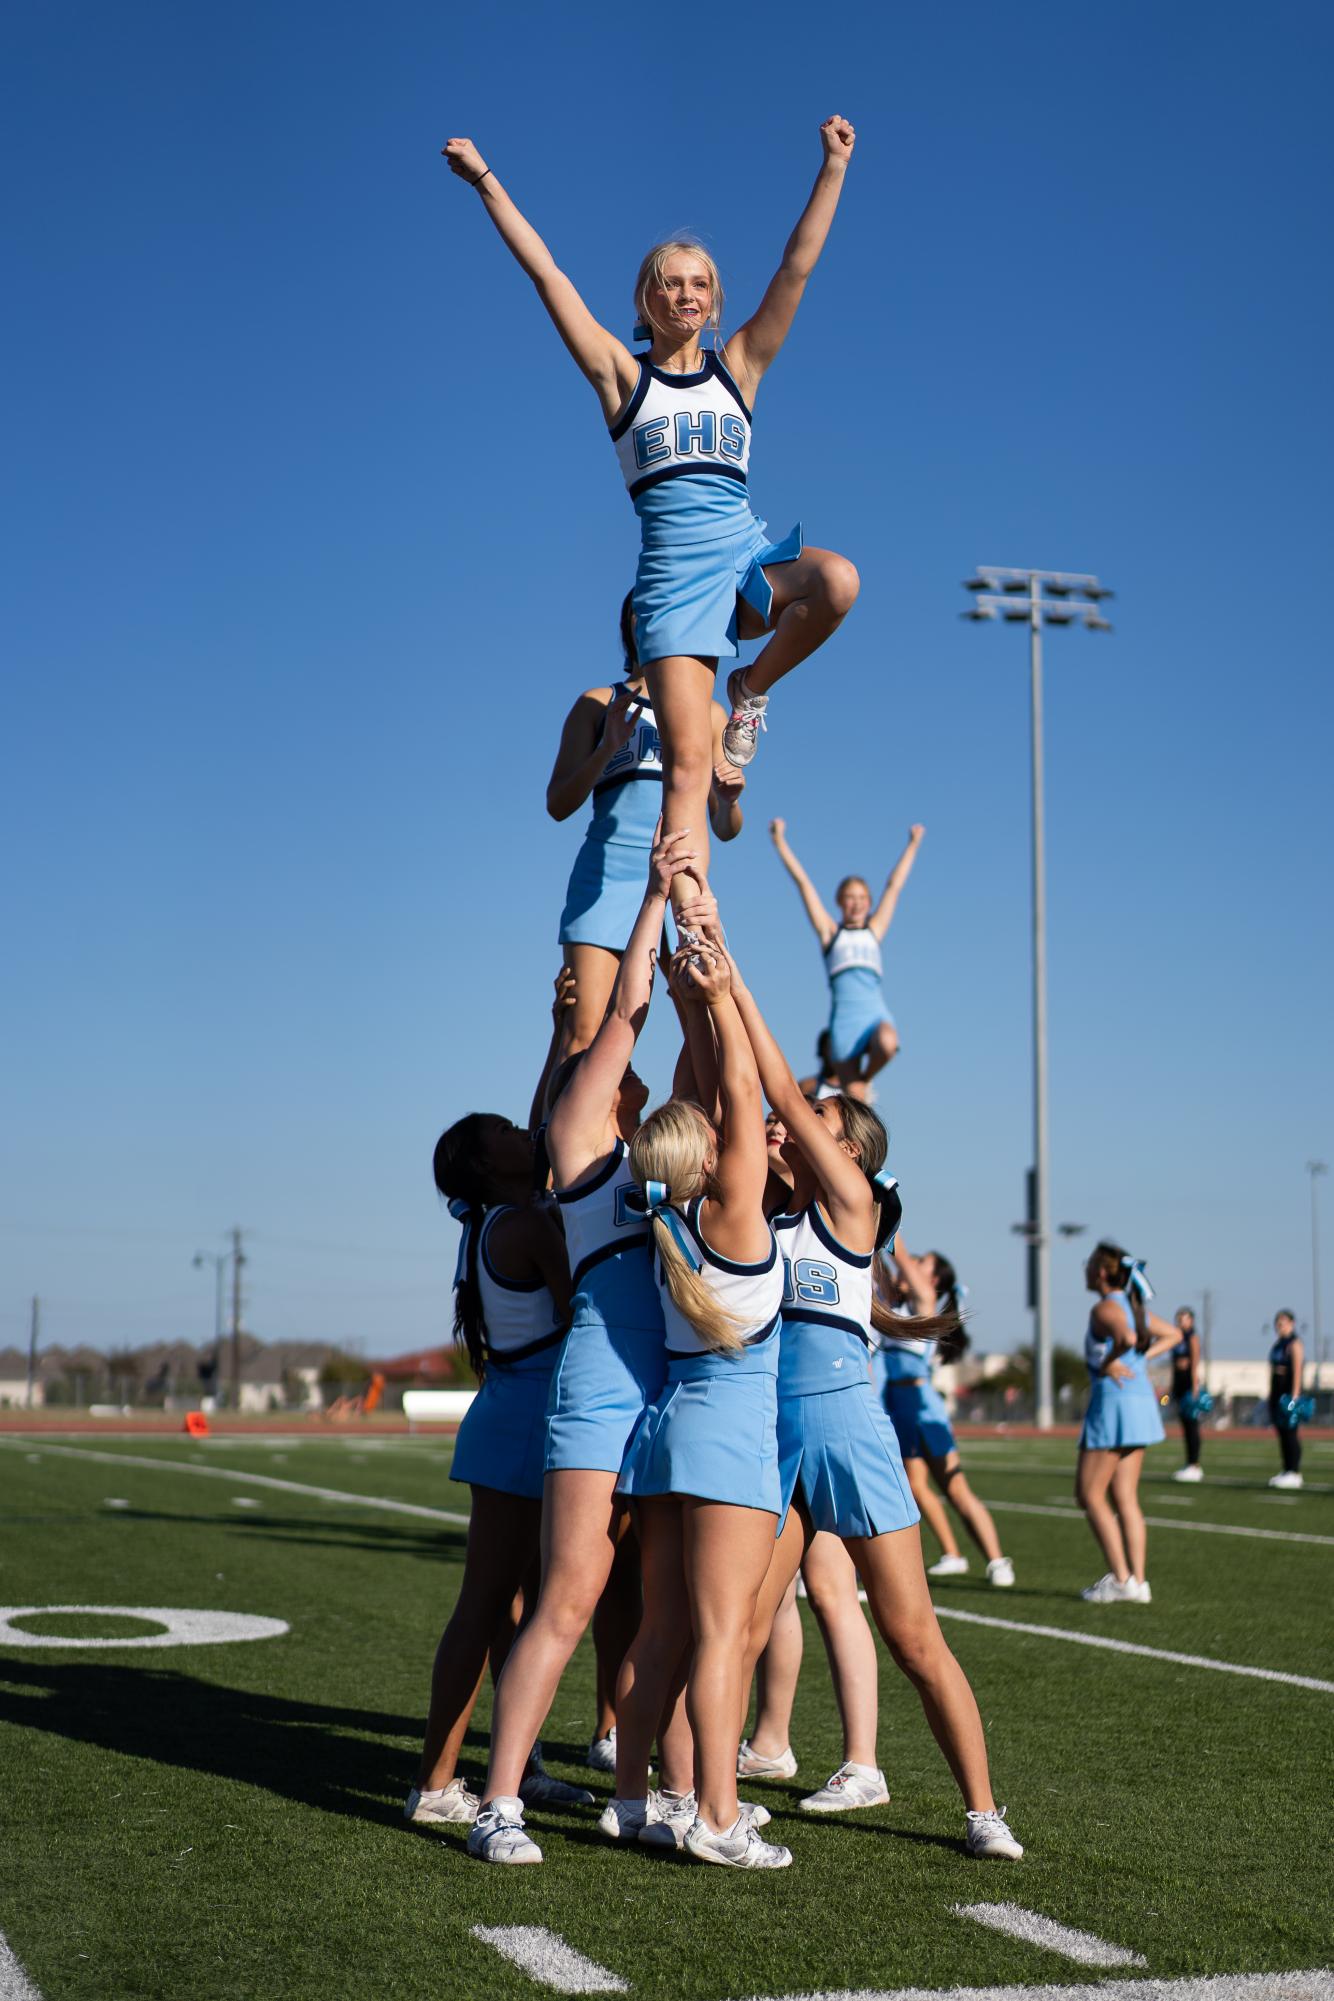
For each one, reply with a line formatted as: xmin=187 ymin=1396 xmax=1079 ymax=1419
xmin=3 ymin=0 xmax=1331 ymax=1368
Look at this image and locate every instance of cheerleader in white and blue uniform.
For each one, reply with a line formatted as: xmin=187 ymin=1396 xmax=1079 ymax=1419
xmin=407 ymin=1112 xmax=576 ymax=1831
xmin=709 ymin=936 xmax=1024 ymax=1861
xmin=547 ymin=594 xmax=745 ymax=1057
xmin=470 ymin=829 xmax=695 ymax=1868
xmin=444 ymin=118 xmax=861 ymax=920
xmin=770 ymin=819 xmax=926 ymax=1096
xmin=1076 ymin=1241 xmax=1180 ymax=1606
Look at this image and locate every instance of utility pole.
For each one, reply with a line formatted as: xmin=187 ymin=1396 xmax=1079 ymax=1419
xmin=962 ymin=567 xmax=1113 ymax=1428
xmin=230 ymin=1227 xmax=246 ymax=1414
xmin=1307 ymin=1163 xmax=1327 ymax=1391
xmin=26 ymin=1296 xmax=39 ymax=1409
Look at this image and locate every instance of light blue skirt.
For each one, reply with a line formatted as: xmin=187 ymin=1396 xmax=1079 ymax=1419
xmin=779 ymin=1379 xmax=920 ymax=1539
xmin=451 ymin=1349 xmax=560 ymax=1501
xmin=828 ymin=968 xmax=893 ymax=1065
xmin=880 ymin=1375 xmax=957 ymax=1463
xmin=617 ymin=1332 xmax=780 ymax=1513
xmin=1081 ymin=1377 xmax=1166 ymax=1452
xmin=559 ymin=835 xmax=651 ymax=951
xmin=634 ymin=516 xmax=802 ymax=665
xmin=544 ymin=1313 xmax=667 ymax=1477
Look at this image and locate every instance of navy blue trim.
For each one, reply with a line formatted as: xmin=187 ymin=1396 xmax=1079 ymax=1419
xmin=772 ymin=1212 xmax=802 ymax=1234
xmin=555 ymin=1141 xmax=625 ymax=1205
xmin=608 ymin=361 xmax=650 ymax=443
xmin=808 ymin=1203 xmax=874 ymax=1269
xmin=487 ymin=1325 xmax=567 ymax=1365
xmin=478 ymin=1209 xmax=547 ymax=1293
xmin=591 ymin=769 xmax=664 ymax=801
xmin=627 ymin=462 xmax=748 ymax=502
xmin=744 ymin=1308 xmax=783 ymax=1349
xmin=708 ymin=349 xmax=754 ymax=422
xmin=779 ymin=1308 xmax=871 ymax=1346
xmin=571 ymin=1233 xmax=649 ymax=1289
xmin=646 ymin=358 xmax=712 ymax=387
xmin=687 ymin=1197 xmax=778 ymax=1276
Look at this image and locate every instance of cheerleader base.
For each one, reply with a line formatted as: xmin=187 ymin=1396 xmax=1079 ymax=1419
xmin=451 ymin=1349 xmax=559 ymax=1500
xmin=617 ymin=1335 xmax=781 ymax=1514
xmin=779 ymin=1380 xmax=920 ymax=1540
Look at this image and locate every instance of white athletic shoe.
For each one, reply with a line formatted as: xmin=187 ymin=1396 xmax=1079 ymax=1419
xmin=722 ymin=669 xmax=769 ymax=767
xmin=405 ymin=1777 xmax=478 ymax=1826
xmin=986 ymin=1557 xmax=1016 ymax=1588
xmin=1269 ymin=1471 xmax=1304 ymax=1490
xmin=520 ymin=1745 xmax=595 ymax=1809
xmin=1080 ymin=1572 xmax=1135 ymax=1604
xmin=1125 ymin=1577 xmax=1152 ymax=1604
xmin=799 ymin=1761 xmax=889 ymax=1812
xmin=597 ymin=1796 xmax=649 ymax=1842
xmin=684 ymin=1813 xmax=792 ymax=1869
xmin=966 ymin=1806 xmax=1024 ymax=1860
xmin=736 ymin=1739 xmax=797 ymax=1778
xmin=467 ymin=1796 xmax=542 ymax=1864
xmin=1173 ymin=1464 xmax=1204 ymax=1483
xmin=927 ymin=1553 xmax=970 ymax=1577
xmin=638 ymin=1789 xmax=771 ymax=1847
xmin=587 ymin=1729 xmax=617 ymax=1773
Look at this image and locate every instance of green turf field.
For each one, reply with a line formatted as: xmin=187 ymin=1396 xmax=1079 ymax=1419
xmin=0 ymin=1431 xmax=1329 ymax=2001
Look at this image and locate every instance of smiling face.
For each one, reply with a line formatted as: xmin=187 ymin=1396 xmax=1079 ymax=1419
xmin=836 ymin=877 xmax=872 ymax=928
xmin=648 ymin=250 xmax=713 ymax=339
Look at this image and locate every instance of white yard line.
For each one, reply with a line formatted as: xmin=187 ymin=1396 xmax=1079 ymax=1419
xmin=953 ymin=1905 xmax=1146 ymax=1968
xmin=983 ymin=1498 xmax=1334 ymax=1549
xmin=0 ymin=1933 xmax=42 ymax=2001
xmin=471 ymin=1926 xmax=627 ymax=1995
xmin=935 ymin=1607 xmax=1334 ymax=1695
xmin=729 ymin=1975 xmax=1334 ymax=2001
xmin=0 ymin=1440 xmax=471 ymax=1529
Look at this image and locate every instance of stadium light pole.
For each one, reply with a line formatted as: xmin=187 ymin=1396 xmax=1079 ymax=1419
xmin=962 ymin=567 xmax=1113 ymax=1429
xmin=1308 ymin=1161 xmax=1328 ymax=1390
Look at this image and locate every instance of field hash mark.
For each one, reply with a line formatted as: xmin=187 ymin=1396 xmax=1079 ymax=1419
xmin=954 ymin=1904 xmax=1148 ymax=1967
xmin=471 ymin=1925 xmax=628 ymax=1994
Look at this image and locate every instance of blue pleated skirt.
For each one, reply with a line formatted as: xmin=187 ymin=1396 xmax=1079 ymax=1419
xmin=558 ymin=835 xmax=652 ymax=951
xmin=617 ymin=1330 xmax=780 ymax=1513
xmin=450 ymin=1349 xmax=560 ymax=1501
xmin=634 ymin=516 xmax=802 ymax=665
xmin=1081 ymin=1377 xmax=1166 ymax=1451
xmin=544 ymin=1312 xmax=667 ymax=1477
xmin=880 ymin=1374 xmax=957 ymax=1462
xmin=778 ymin=1379 xmax=920 ymax=1539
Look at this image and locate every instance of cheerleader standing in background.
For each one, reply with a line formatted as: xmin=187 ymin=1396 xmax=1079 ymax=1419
xmin=1077 ymin=1242 xmax=1181 ymax=1605
xmin=444 ymin=117 xmax=862 ymax=920
xmin=875 ymin=1243 xmax=1014 ymax=1587
xmin=770 ymin=820 xmax=925 ymax=1099
xmin=1267 ymin=1310 xmax=1306 ymax=1491
xmin=1169 ymin=1306 xmax=1205 ymax=1483
xmin=548 ymin=594 xmax=745 ymax=1059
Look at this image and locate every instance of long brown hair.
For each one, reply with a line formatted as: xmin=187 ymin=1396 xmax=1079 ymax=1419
xmin=1090 ymin=1238 xmax=1150 ymax=1351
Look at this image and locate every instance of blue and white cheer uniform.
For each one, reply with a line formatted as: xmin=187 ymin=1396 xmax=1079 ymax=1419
xmin=450 ymin=1204 xmax=568 ymax=1501
xmin=777 ymin=1205 xmax=919 ymax=1538
xmin=610 ymin=350 xmax=802 ymax=665
xmin=874 ymin=1311 xmax=956 ymax=1463
xmin=545 ymin=1141 xmax=667 ymax=1475
xmin=1080 ymin=1291 xmax=1165 ymax=1451
xmin=824 ymin=925 xmax=893 ymax=1066
xmin=618 ymin=1198 xmax=784 ymax=1513
xmin=558 ymin=683 xmax=662 ymax=952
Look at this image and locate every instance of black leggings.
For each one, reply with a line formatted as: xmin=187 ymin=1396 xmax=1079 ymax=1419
xmin=1178 ymin=1413 xmax=1201 ymax=1467
xmin=1269 ymin=1396 xmax=1302 ymax=1474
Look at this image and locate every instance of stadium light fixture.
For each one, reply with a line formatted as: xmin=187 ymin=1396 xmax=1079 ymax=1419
xmin=961 ymin=564 xmax=1114 ymax=1431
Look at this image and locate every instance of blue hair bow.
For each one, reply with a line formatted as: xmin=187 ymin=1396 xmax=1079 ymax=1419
xmin=642 ymin=1178 xmax=672 ymax=1213
xmin=448 ymin=1196 xmax=476 ymax=1289
xmin=629 ymin=1180 xmax=698 ymax=1265
xmin=875 ymin=1169 xmax=899 ymax=1196
xmin=1121 ymin=1256 xmax=1155 ymax=1303
xmin=954 ymin=1280 xmax=970 ymax=1311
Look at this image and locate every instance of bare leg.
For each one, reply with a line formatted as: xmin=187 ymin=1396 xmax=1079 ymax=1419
xmin=741 ymin=1498 xmax=808 ymax=1707
xmin=656 ymin=1676 xmax=696 ymax=1796
xmin=481 ymin=1468 xmax=621 ymax=1805
xmin=802 ymin=1530 xmax=878 ymax=1769
xmin=592 ymin=1513 xmax=641 ymax=1741
xmin=850 ymin=1522 xmax=995 ymax=1812
xmin=1076 ymin=1448 xmax=1130 ymax=1582
xmin=735 ymin=547 xmax=861 ymax=699
xmin=558 ymin=944 xmax=621 ymax=1066
xmin=930 ymin=1454 xmax=1003 ymax=1564
xmin=684 ymin=1498 xmax=781 ymax=1832
xmin=417 ymin=1487 xmax=540 ymax=1790
xmin=907 ymin=1453 xmax=961 ymax=1559
xmin=643 ymin=655 xmax=717 ymax=917
xmin=1109 ymin=1450 xmax=1148 ymax=1580
xmin=613 ymin=1497 xmax=691 ymax=1801
xmin=749 ymin=1572 xmax=802 ymax=1758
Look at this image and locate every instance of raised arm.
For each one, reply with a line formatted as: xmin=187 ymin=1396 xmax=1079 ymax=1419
xmin=725 ymin=116 xmax=855 ymax=393
xmin=529 ymin=965 xmax=577 ymax=1131
xmin=887 ymin=1237 xmax=938 ymax=1318
xmin=769 ymin=819 xmax=837 ymax=946
xmin=669 ymin=948 xmax=723 ymax=1126
xmin=443 ymin=138 xmax=638 ymax=421
xmin=680 ymin=954 xmax=770 ymax=1262
xmin=869 ymin=825 xmax=925 ymax=940
xmin=546 ymin=686 xmax=640 ymax=821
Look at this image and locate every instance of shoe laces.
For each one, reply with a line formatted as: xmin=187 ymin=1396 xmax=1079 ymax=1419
xmin=728 ymin=707 xmax=766 ymax=736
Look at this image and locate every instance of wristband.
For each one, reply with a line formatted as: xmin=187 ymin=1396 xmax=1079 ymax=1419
xmin=472 ymin=167 xmax=492 ymax=188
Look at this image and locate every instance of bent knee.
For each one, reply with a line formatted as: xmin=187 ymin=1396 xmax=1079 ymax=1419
xmin=818 ymin=554 xmax=861 ymax=619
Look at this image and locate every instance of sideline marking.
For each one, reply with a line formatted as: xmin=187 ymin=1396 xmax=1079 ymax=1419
xmin=953 ymin=1905 xmax=1146 ymax=1968
xmin=0 ymin=1440 xmax=471 ymax=1529
xmin=983 ymin=1498 xmax=1334 ymax=1549
xmin=0 ymin=1606 xmax=289 ymax=1651
xmin=471 ymin=1926 xmax=627 ymax=1995
xmin=0 ymin=1931 xmax=42 ymax=2001
xmin=729 ymin=1974 xmax=1334 ymax=2001
xmin=935 ymin=1608 xmax=1334 ymax=1695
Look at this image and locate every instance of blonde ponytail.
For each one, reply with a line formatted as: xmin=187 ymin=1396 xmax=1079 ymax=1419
xmin=649 ymin=1212 xmax=745 ymax=1353
xmin=630 ymin=1099 xmax=745 ymax=1355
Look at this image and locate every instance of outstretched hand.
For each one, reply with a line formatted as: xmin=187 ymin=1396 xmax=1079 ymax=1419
xmin=443 ymin=137 xmax=488 ymax=182
xmin=820 ymin=116 xmax=855 ymax=167
xmin=908 ymin=823 xmax=926 ymax=845
xmin=601 ymin=687 xmax=641 ymax=757
xmin=551 ymin=964 xmax=577 ymax=1024
xmin=669 ymin=942 xmax=731 ymax=1007
xmin=647 ymin=824 xmax=698 ymax=901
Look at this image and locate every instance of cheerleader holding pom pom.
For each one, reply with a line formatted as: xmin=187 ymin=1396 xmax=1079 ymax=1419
xmin=443 ymin=118 xmax=861 ymax=916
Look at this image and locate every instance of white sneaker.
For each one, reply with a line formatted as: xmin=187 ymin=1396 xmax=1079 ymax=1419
xmin=1269 ymin=1471 xmax=1303 ymax=1490
xmin=684 ymin=1813 xmax=792 ymax=1869
xmin=520 ymin=1745 xmax=595 ymax=1808
xmin=966 ymin=1806 xmax=1024 ymax=1860
xmin=638 ymin=1789 xmax=771 ymax=1848
xmin=1173 ymin=1464 xmax=1204 ymax=1483
xmin=927 ymin=1553 xmax=970 ymax=1577
xmin=587 ymin=1729 xmax=617 ymax=1773
xmin=986 ymin=1557 xmax=1016 ymax=1588
xmin=1080 ymin=1572 xmax=1134 ymax=1604
xmin=799 ymin=1761 xmax=889 ymax=1812
xmin=722 ymin=669 xmax=769 ymax=767
xmin=405 ymin=1777 xmax=478 ymax=1826
xmin=736 ymin=1738 xmax=797 ymax=1778
xmin=1125 ymin=1577 xmax=1152 ymax=1604
xmin=467 ymin=1796 xmax=542 ymax=1864
xmin=597 ymin=1796 xmax=649 ymax=1842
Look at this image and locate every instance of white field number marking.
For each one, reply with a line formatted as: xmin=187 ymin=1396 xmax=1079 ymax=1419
xmin=729 ymin=1974 xmax=1334 ymax=2001
xmin=0 ymin=1931 xmax=42 ymax=2001
xmin=935 ymin=1607 xmax=1334 ymax=1696
xmin=472 ymin=1926 xmax=627 ymax=1994
xmin=0 ymin=1607 xmax=289 ymax=1650
xmin=954 ymin=1905 xmax=1146 ymax=1967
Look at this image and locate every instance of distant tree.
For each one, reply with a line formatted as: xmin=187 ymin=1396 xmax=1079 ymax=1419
xmin=978 ymin=1344 xmax=1085 ymax=1398
xmin=107 ymin=1348 xmax=141 ymax=1405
